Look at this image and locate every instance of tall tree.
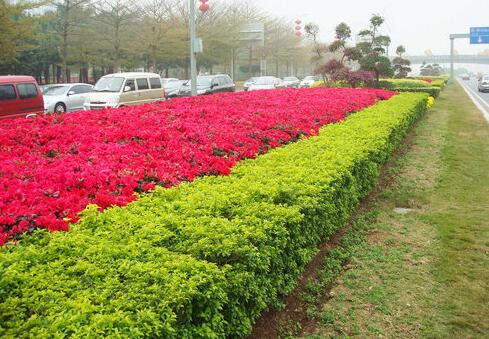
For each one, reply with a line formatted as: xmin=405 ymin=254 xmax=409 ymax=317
xmin=304 ymin=22 xmax=327 ymax=83
xmin=0 ymin=0 xmax=36 ymax=69
xmin=392 ymin=45 xmax=411 ymax=78
xmin=52 ymin=0 xmax=92 ymax=82
xmin=92 ymin=0 xmax=137 ymax=72
xmin=357 ymin=14 xmax=393 ymax=82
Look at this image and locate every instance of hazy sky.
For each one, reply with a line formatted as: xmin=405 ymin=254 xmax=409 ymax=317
xmin=257 ymin=0 xmax=489 ymax=56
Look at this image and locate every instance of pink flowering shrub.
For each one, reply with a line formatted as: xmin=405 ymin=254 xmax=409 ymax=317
xmin=0 ymin=88 xmax=395 ymax=244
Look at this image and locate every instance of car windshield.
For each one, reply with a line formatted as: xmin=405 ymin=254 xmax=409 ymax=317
xmin=483 ymin=77 xmax=489 ymax=81
xmin=94 ymin=77 xmax=124 ymax=92
xmin=165 ymin=80 xmax=187 ymax=89
xmin=182 ymin=77 xmax=213 ymax=87
xmin=284 ymin=77 xmax=297 ymax=81
xmin=304 ymin=76 xmax=317 ymax=81
xmin=255 ymin=77 xmax=275 ymax=85
xmin=246 ymin=77 xmax=258 ymax=83
xmin=162 ymin=78 xmax=178 ymax=85
xmin=196 ymin=76 xmax=213 ymax=86
xmin=43 ymin=85 xmax=69 ymax=96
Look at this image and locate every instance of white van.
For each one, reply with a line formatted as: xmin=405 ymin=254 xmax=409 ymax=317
xmin=83 ymin=72 xmax=164 ymax=110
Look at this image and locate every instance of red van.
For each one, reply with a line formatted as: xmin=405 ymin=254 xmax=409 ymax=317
xmin=0 ymin=76 xmax=44 ymax=119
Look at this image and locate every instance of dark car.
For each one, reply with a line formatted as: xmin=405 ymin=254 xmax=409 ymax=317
xmin=177 ymin=75 xmax=235 ymax=97
xmin=0 ymin=76 xmax=44 ymax=119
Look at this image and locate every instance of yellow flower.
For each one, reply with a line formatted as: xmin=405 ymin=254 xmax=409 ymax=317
xmin=427 ymin=96 xmax=435 ymax=109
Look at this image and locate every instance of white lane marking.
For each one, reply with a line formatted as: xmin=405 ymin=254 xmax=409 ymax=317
xmin=458 ymin=80 xmax=489 ymax=123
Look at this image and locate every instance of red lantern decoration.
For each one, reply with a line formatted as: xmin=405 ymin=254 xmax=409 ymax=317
xmin=295 ymin=19 xmax=302 ymax=25
xmin=295 ymin=25 xmax=301 ymax=31
xmin=198 ymin=0 xmax=209 ymax=12
xmin=199 ymin=3 xmax=209 ymax=11
xmin=295 ymin=31 xmax=302 ymax=37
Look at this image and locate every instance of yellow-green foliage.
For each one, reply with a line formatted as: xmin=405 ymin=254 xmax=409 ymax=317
xmin=383 ymin=79 xmax=431 ymax=88
xmin=312 ymin=80 xmax=350 ymax=88
xmin=0 ymin=93 xmax=428 ymax=338
xmin=392 ymin=86 xmax=441 ymax=98
xmin=414 ymin=75 xmax=449 ymax=84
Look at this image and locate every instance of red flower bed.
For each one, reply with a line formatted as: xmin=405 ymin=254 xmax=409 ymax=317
xmin=0 ymin=88 xmax=395 ymax=245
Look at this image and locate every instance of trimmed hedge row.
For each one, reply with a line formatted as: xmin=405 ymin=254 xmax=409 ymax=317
xmin=391 ymin=86 xmax=441 ymax=97
xmin=382 ymin=79 xmax=433 ymax=88
xmin=0 ymin=93 xmax=428 ymax=338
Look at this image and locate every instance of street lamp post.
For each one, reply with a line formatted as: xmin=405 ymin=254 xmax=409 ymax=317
xmin=189 ymin=0 xmax=197 ymax=96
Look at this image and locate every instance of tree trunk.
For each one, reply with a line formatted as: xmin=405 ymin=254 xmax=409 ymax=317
xmin=56 ymin=65 xmax=62 ymax=83
xmin=248 ymin=45 xmax=253 ymax=77
xmin=61 ymin=1 xmax=70 ymax=83
xmin=44 ymin=67 xmax=50 ymax=84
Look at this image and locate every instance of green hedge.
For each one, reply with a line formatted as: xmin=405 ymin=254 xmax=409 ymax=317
xmin=391 ymin=86 xmax=441 ymax=98
xmin=0 ymin=93 xmax=428 ymax=338
xmin=382 ymin=79 xmax=432 ymax=88
xmin=414 ymin=75 xmax=449 ymax=85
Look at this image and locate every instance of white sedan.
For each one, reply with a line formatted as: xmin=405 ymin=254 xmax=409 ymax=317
xmin=43 ymin=83 xmax=93 ymax=113
xmin=300 ymin=76 xmax=320 ymax=88
xmin=247 ymin=77 xmax=285 ymax=91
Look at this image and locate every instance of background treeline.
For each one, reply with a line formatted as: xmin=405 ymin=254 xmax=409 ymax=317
xmin=0 ymin=0 xmax=313 ymax=83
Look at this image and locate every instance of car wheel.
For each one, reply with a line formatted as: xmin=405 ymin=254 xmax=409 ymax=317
xmin=54 ymin=103 xmax=66 ymax=113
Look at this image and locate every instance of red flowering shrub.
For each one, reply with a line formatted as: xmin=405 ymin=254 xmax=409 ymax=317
xmin=0 ymin=88 xmax=395 ymax=244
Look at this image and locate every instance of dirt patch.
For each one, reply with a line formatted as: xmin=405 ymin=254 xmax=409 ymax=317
xmin=248 ymin=116 xmax=422 ymax=339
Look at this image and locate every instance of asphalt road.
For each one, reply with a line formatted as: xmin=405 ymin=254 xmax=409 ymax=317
xmin=457 ymin=79 xmax=489 ymax=123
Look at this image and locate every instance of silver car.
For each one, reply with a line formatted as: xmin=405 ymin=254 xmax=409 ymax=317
xmin=43 ymin=83 xmax=93 ymax=113
xmin=478 ymin=76 xmax=489 ymax=93
xmin=283 ymin=76 xmax=300 ymax=88
xmin=164 ymin=80 xmax=187 ymax=98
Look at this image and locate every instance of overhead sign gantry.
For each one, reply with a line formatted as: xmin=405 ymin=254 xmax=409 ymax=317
xmin=449 ymin=27 xmax=489 ymax=80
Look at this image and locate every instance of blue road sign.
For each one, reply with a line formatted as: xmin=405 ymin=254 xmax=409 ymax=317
xmin=470 ymin=27 xmax=489 ymax=44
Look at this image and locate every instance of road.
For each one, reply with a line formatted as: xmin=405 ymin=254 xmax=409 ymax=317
xmin=457 ymin=79 xmax=489 ymax=123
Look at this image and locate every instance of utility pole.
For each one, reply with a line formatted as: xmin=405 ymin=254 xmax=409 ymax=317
xmin=189 ymin=0 xmax=197 ymax=96
xmin=449 ymin=33 xmax=469 ymax=82
xmin=450 ymin=37 xmax=455 ymax=80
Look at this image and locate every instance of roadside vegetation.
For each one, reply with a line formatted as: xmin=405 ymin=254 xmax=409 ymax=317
xmin=282 ymin=83 xmax=489 ymax=338
xmin=0 ymin=91 xmax=427 ymax=337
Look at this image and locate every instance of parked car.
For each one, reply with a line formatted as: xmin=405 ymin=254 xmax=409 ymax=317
xmin=300 ymin=76 xmax=320 ymax=88
xmin=460 ymin=74 xmax=470 ymax=81
xmin=478 ymin=75 xmax=489 ymax=92
xmin=247 ymin=76 xmax=285 ymax=91
xmin=83 ymin=72 xmax=164 ymax=110
xmin=283 ymin=76 xmax=300 ymax=88
xmin=243 ymin=77 xmax=258 ymax=91
xmin=0 ymin=75 xmax=44 ymax=119
xmin=40 ymin=84 xmax=56 ymax=94
xmin=177 ymin=74 xmax=235 ymax=97
xmin=161 ymin=78 xmax=179 ymax=87
xmin=164 ymin=80 xmax=187 ymax=98
xmin=43 ymin=83 xmax=93 ymax=113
